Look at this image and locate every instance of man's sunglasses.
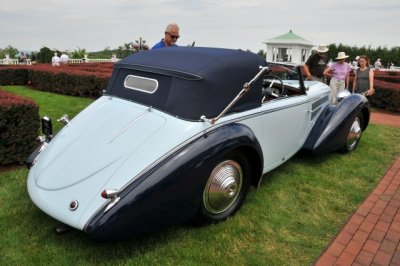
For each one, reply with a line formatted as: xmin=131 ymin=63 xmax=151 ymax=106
xmin=165 ymin=32 xmax=180 ymax=40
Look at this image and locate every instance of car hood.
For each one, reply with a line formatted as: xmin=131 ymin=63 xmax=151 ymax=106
xmin=34 ymin=97 xmax=167 ymax=190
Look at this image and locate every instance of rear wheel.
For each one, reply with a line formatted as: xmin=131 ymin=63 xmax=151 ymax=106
xmin=342 ymin=114 xmax=363 ymax=153
xmin=193 ymin=152 xmax=251 ymax=224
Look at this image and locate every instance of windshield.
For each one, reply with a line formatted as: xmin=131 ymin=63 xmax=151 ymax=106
xmin=268 ymin=63 xmax=301 ymax=81
xmin=263 ymin=63 xmax=306 ymax=93
xmin=260 ymin=62 xmax=306 ymax=103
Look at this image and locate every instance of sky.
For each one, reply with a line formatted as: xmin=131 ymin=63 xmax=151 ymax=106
xmin=1 ymin=0 xmax=399 ymax=54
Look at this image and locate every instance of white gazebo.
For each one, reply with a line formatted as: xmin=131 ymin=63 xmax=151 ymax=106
xmin=263 ymin=30 xmax=313 ymax=64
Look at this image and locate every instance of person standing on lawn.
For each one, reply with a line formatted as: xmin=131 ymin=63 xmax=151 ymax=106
xmin=352 ymin=55 xmax=375 ymax=96
xmin=323 ymin=52 xmax=352 ymax=104
xmin=303 ymin=45 xmax=329 ymax=83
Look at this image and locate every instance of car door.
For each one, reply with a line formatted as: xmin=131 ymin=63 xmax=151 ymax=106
xmin=260 ymin=95 xmax=311 ymax=173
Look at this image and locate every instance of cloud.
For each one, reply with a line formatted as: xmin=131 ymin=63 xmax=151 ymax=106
xmin=0 ymin=0 xmax=399 ymax=53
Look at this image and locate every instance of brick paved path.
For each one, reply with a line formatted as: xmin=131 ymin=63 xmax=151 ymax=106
xmin=315 ymin=157 xmax=400 ymax=265
xmin=370 ymin=110 xmax=400 ymax=128
xmin=315 ymin=111 xmax=400 ymax=266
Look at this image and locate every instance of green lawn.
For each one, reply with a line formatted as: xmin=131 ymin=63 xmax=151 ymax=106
xmin=1 ymin=86 xmax=399 ymax=265
xmin=1 ymin=85 xmax=94 ymax=133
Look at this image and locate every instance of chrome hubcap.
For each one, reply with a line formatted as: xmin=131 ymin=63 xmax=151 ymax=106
xmin=347 ymin=117 xmax=362 ymax=150
xmin=203 ymin=160 xmax=243 ymax=214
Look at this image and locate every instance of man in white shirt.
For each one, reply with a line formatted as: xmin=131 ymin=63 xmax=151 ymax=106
xmin=52 ymin=52 xmax=60 ymax=66
xmin=60 ymin=52 xmax=69 ymax=64
xmin=374 ymin=59 xmax=382 ymax=69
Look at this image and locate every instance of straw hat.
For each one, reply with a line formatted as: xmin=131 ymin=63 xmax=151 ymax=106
xmin=315 ymin=45 xmax=329 ymax=53
xmin=335 ymin=52 xmax=349 ymax=60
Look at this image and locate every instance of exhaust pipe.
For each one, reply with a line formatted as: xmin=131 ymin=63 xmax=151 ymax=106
xmin=55 ymin=224 xmax=71 ymax=235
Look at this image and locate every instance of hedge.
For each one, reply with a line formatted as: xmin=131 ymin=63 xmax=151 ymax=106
xmin=1 ymin=64 xmax=399 ymax=112
xmin=374 ymin=70 xmax=400 ymax=84
xmin=346 ymin=70 xmax=400 ymax=113
xmin=0 ymin=63 xmax=112 ymax=98
xmin=369 ymin=79 xmax=400 ymax=112
xmin=0 ymin=68 xmax=29 ymax=85
xmin=27 ymin=70 xmax=109 ymax=97
xmin=0 ymin=90 xmax=40 ymax=165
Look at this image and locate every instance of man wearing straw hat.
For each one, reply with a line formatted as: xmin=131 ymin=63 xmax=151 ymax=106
xmin=303 ymin=45 xmax=329 ymax=83
xmin=323 ymin=52 xmax=352 ymax=104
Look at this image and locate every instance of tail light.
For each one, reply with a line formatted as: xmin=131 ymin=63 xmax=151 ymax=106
xmin=101 ymin=189 xmax=120 ymax=212
xmin=101 ymin=189 xmax=119 ymax=199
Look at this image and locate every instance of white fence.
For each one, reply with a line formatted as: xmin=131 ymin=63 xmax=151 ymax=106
xmin=379 ymin=67 xmax=400 ymax=72
xmin=0 ymin=59 xmax=32 ymax=65
xmin=0 ymin=58 xmax=119 ymax=65
xmin=68 ymin=58 xmax=120 ymax=63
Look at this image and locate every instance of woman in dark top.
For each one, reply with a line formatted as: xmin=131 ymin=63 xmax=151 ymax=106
xmin=352 ymin=55 xmax=375 ymax=96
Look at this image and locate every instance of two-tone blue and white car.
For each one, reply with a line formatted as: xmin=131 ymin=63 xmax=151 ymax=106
xmin=27 ymin=47 xmax=370 ymax=241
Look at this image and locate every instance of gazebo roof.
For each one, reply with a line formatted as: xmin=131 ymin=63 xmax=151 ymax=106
xmin=264 ymin=30 xmax=312 ymax=46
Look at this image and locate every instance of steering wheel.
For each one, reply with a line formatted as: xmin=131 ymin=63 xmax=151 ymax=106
xmin=262 ymin=75 xmax=287 ymax=97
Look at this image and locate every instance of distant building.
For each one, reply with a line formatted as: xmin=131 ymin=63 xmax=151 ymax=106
xmin=263 ymin=30 xmax=313 ymax=64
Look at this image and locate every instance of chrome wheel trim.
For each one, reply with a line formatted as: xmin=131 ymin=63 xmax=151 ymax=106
xmin=203 ymin=160 xmax=243 ymax=214
xmin=346 ymin=117 xmax=362 ymax=150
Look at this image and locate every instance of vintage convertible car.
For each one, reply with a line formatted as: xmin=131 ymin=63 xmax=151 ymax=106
xmin=26 ymin=47 xmax=370 ymax=241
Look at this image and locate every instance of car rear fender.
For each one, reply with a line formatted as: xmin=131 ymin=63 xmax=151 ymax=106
xmin=85 ymin=123 xmax=263 ymax=241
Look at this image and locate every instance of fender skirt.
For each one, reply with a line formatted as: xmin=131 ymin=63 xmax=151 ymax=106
xmin=303 ymin=94 xmax=370 ymax=154
xmin=85 ymin=123 xmax=263 ymax=241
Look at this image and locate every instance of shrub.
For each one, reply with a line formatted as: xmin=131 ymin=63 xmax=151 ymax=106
xmin=0 ymin=90 xmax=40 ymax=165
xmin=374 ymin=70 xmax=400 ymax=83
xmin=369 ymin=79 xmax=400 ymax=112
xmin=37 ymin=47 xmax=53 ymax=63
xmin=0 ymin=63 xmax=113 ymax=98
xmin=0 ymin=68 xmax=29 ymax=85
xmin=349 ymin=71 xmax=400 ymax=113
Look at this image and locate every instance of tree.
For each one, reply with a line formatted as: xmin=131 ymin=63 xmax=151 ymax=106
xmin=37 ymin=47 xmax=53 ymax=63
xmin=257 ymin=49 xmax=266 ymax=58
xmin=117 ymin=46 xmax=124 ymax=59
xmin=124 ymin=42 xmax=131 ymax=51
xmin=119 ymin=42 xmax=134 ymax=58
xmin=325 ymin=43 xmax=400 ymax=67
xmin=71 ymin=47 xmax=87 ymax=59
xmin=0 ymin=45 xmax=19 ymax=58
xmin=88 ymin=46 xmax=113 ymax=59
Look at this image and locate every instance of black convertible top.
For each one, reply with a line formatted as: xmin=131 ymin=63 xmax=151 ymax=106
xmin=106 ymin=47 xmax=267 ymax=120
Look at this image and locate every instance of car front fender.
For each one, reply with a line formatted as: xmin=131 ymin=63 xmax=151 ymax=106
xmin=85 ymin=123 xmax=263 ymax=241
xmin=303 ymin=94 xmax=370 ymax=154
